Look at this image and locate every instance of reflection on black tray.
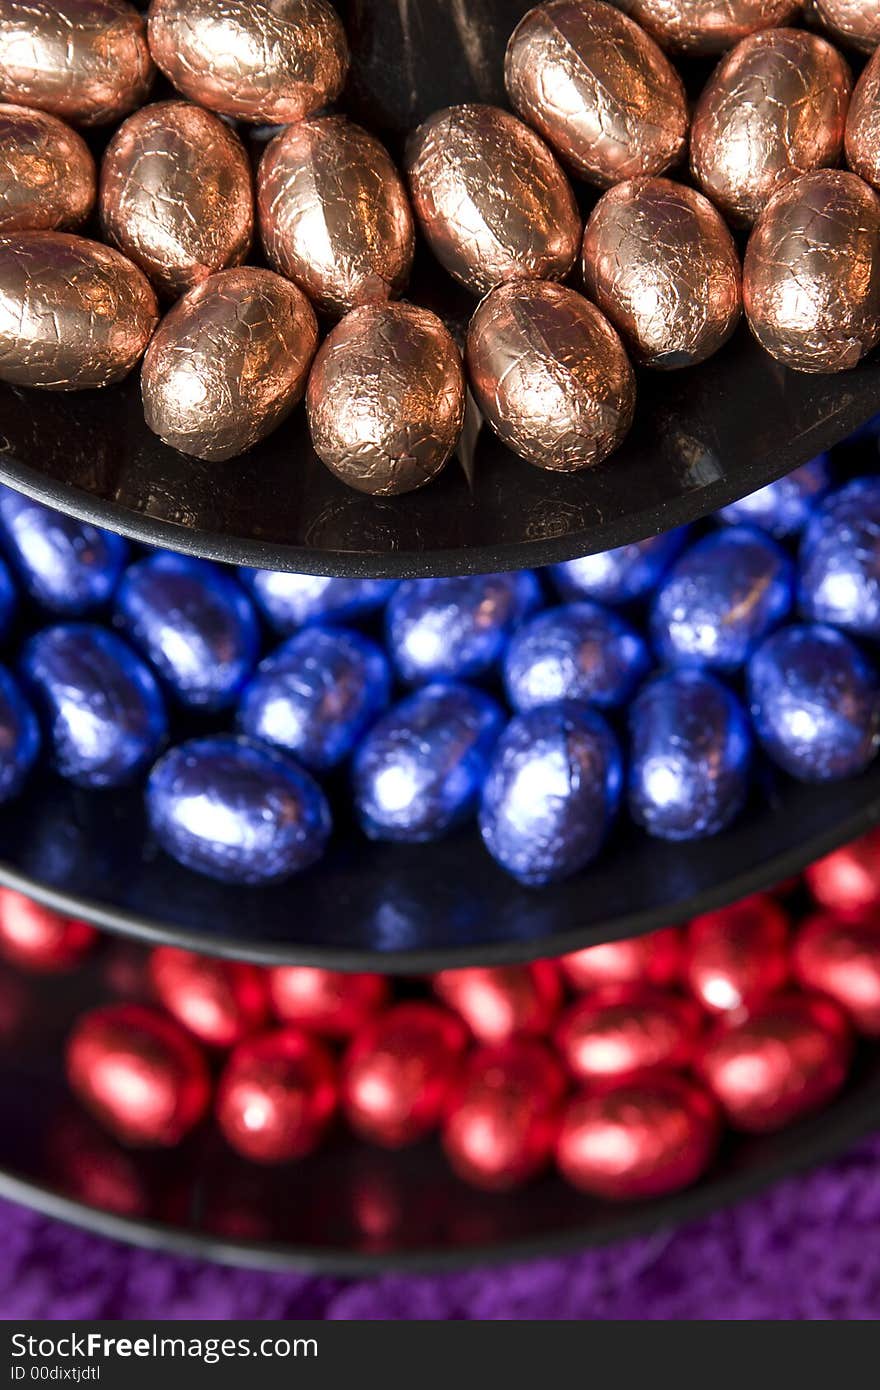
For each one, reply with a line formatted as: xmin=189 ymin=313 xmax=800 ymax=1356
xmin=0 ymin=955 xmax=877 ymax=1272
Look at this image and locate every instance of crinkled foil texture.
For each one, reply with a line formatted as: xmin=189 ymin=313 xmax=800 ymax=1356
xmin=812 ymin=0 xmax=880 ymax=53
xmin=147 ymin=0 xmax=349 ymax=124
xmin=582 ymin=176 xmax=741 ymax=368
xmin=306 ymin=303 xmax=465 ymax=496
xmin=405 ymin=104 xmax=580 ymax=295
xmin=0 ymin=230 xmax=158 ymax=388
xmin=466 ymin=280 xmax=635 ymax=471
xmin=691 ymin=29 xmax=851 ymax=227
xmin=258 ymin=115 xmax=414 ymax=317
xmin=141 ymin=267 xmax=317 ymax=461
xmin=100 ymin=99 xmax=253 ymax=299
xmin=504 ymin=0 xmax=688 ymax=187
xmin=846 ymin=47 xmax=880 ymax=191
xmin=744 ymin=170 xmax=880 ymax=373
xmin=612 ymin=0 xmax=799 ymax=53
xmin=0 ymin=103 xmax=96 ymax=232
xmin=0 ymin=0 xmax=154 ymax=126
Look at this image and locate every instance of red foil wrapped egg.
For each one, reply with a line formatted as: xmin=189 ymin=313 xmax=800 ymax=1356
xmin=794 ymin=911 xmax=880 ymax=1035
xmin=442 ymin=1039 xmax=567 ymax=1191
xmin=66 ymin=1003 xmax=211 ymax=1147
xmin=268 ymin=966 xmax=389 ymax=1039
xmin=342 ymin=1002 xmax=467 ymax=1148
xmin=216 ymin=1027 xmax=336 ymax=1164
xmin=149 ymin=946 xmax=268 ymax=1049
xmin=684 ymin=894 xmax=789 ymax=1014
xmin=560 ymin=928 xmax=682 ymax=991
xmin=556 ymin=1073 xmax=719 ymax=1199
xmin=555 ymin=984 xmax=701 ymax=1086
xmin=432 ymin=962 xmax=562 ymax=1045
xmin=696 ymin=995 xmax=852 ymax=1132
xmin=0 ymin=889 xmax=97 ymax=973
xmin=805 ymin=831 xmax=880 ymax=913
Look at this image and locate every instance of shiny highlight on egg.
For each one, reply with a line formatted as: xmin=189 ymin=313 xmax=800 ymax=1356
xmin=141 ymin=267 xmax=317 ymax=462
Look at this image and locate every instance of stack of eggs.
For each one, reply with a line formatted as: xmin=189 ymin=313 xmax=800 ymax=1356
xmin=0 ymin=436 xmax=877 ymax=889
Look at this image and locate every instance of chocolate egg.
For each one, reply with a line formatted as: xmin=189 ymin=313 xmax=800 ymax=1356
xmin=0 ymin=666 xmax=40 ymax=804
xmin=613 ymin=0 xmax=800 ymax=54
xmin=405 ymin=104 xmax=579 ymax=295
xmin=141 ymin=267 xmax=317 ymax=462
xmin=794 ymin=911 xmax=880 ymax=1036
xmin=21 ymin=624 xmax=167 ymax=788
xmin=0 ymin=104 xmax=95 ymax=232
xmin=258 ymin=116 xmax=414 ymax=317
xmin=691 ymin=30 xmax=851 ymax=228
xmin=845 ymin=47 xmax=880 ymax=192
xmin=0 ymin=232 xmax=158 ymax=389
xmin=696 ymin=995 xmax=852 ymax=1132
xmin=0 ymin=0 xmax=153 ymax=126
xmin=466 ymin=280 xmax=635 ymax=472
xmin=504 ymin=0 xmax=688 ymax=188
xmin=306 ymin=302 xmax=465 ymax=496
xmin=100 ymin=100 xmax=253 ymax=299
xmin=0 ymin=489 xmax=127 ymax=614
xmin=147 ymin=0 xmax=348 ymax=125
xmin=812 ymin=0 xmax=880 ymax=53
xmin=743 ymin=170 xmax=880 ymax=372
xmin=239 ymin=572 xmax=396 ymax=632
xmin=217 ymin=1028 xmax=337 ymax=1163
xmin=582 ymin=177 xmax=741 ymax=368
xmin=555 ymin=985 xmax=701 ymax=1087
xmin=146 ymin=735 xmax=332 ymax=885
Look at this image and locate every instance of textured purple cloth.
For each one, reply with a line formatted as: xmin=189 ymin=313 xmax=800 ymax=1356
xmin=1 ymin=1133 xmax=879 ymax=1319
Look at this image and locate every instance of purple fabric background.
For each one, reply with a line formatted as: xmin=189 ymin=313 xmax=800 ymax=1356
xmin=3 ymin=1132 xmax=879 ymax=1319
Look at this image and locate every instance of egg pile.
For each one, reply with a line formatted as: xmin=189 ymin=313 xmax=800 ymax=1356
xmin=3 ymin=1 xmax=880 ymax=491
xmin=0 ymin=435 xmax=877 ymax=889
xmin=1 ymin=829 xmax=879 ymax=1202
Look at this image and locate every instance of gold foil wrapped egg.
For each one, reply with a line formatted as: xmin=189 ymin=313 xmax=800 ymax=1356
xmin=466 ymin=280 xmax=635 ymax=471
xmin=0 ymin=231 xmax=158 ymax=388
xmin=258 ymin=116 xmax=415 ymax=318
xmin=504 ymin=0 xmax=688 ymax=188
xmin=147 ymin=0 xmax=349 ymax=125
xmin=0 ymin=104 xmax=96 ymax=232
xmin=404 ymin=104 xmax=580 ymax=296
xmin=743 ymin=169 xmax=880 ymax=373
xmin=612 ymin=0 xmax=800 ymax=54
xmin=846 ymin=47 xmax=880 ymax=192
xmin=691 ymin=29 xmax=851 ymax=228
xmin=100 ymin=100 xmax=254 ymax=299
xmin=0 ymin=0 xmax=153 ymax=126
xmin=306 ymin=303 xmax=465 ymax=495
xmin=141 ymin=267 xmax=318 ymax=462
xmin=811 ymin=0 xmax=880 ymax=53
xmin=582 ymin=177 xmax=741 ymax=368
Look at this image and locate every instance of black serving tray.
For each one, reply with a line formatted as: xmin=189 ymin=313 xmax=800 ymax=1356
xmin=0 ymin=952 xmax=877 ymax=1273
xmin=0 ymin=758 xmax=877 ymax=973
xmin=3 ymin=1 xmax=880 ymax=578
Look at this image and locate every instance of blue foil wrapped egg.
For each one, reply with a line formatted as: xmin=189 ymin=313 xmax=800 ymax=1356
xmin=628 ymin=669 xmax=751 ymax=841
xmin=0 ymin=555 xmax=15 ymax=642
xmin=747 ymin=624 xmax=880 ymax=782
xmin=353 ymin=682 xmax=504 ymax=842
xmin=652 ymin=526 xmax=793 ymax=672
xmin=479 ymin=702 xmax=622 ymax=886
xmin=0 ymin=666 xmax=39 ymax=803
xmin=385 ymin=572 xmax=542 ymax=684
xmin=0 ymin=489 xmax=127 ymax=614
xmin=239 ymin=570 xmax=397 ymax=633
xmin=716 ymin=456 xmax=831 ymax=537
xmin=20 ymin=625 xmax=166 ymax=788
xmin=147 ymin=735 xmax=332 ymax=885
xmin=799 ymin=478 xmax=880 ymax=638
xmin=549 ymin=530 xmax=688 ymax=606
xmin=114 ymin=553 xmax=259 ymax=712
xmin=504 ymin=601 xmax=649 ymax=713
xmin=238 ymin=625 xmax=391 ymax=771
